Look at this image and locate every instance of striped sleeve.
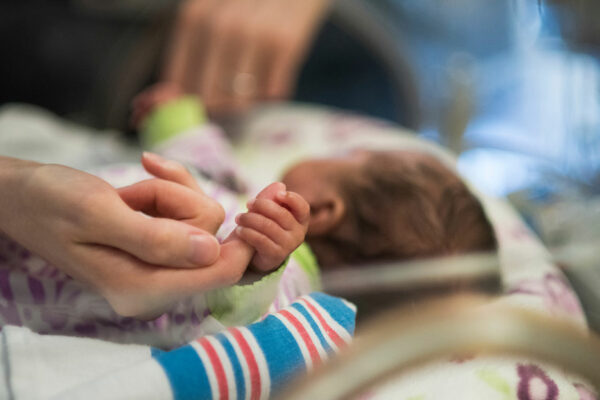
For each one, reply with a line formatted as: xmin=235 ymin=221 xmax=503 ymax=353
xmin=153 ymin=293 xmax=356 ymax=400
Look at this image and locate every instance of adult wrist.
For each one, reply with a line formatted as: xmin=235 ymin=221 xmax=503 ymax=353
xmin=0 ymin=156 xmax=41 ymax=235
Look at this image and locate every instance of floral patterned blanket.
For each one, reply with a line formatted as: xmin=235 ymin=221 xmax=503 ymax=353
xmin=232 ymin=104 xmax=596 ymax=400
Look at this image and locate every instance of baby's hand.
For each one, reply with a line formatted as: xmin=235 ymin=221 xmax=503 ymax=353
xmin=235 ymin=183 xmax=310 ymax=272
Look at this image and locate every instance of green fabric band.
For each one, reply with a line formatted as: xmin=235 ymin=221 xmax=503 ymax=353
xmin=140 ymin=96 xmax=206 ymax=148
xmin=207 ymin=243 xmax=321 ymax=326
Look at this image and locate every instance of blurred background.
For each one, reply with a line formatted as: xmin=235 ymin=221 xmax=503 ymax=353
xmin=1 ymin=0 xmax=599 ymax=324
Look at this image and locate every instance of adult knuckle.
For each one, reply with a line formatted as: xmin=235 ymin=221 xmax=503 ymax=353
xmin=178 ymin=0 xmax=209 ymax=28
xmin=143 ymin=227 xmax=173 ymax=262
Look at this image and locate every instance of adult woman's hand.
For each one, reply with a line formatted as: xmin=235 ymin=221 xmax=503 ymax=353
xmin=163 ymin=0 xmax=331 ymax=116
xmin=118 ymin=151 xmax=226 ymax=235
xmin=0 ymin=156 xmax=244 ymax=318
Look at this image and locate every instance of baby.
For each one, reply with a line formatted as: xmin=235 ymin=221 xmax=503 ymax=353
xmin=136 ymin=83 xmax=497 ymax=270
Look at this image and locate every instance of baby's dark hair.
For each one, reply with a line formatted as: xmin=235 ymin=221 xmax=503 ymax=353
xmin=317 ymin=151 xmax=497 ymax=266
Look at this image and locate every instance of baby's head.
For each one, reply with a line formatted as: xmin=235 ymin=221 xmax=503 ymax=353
xmin=281 ymin=150 xmax=497 ymax=267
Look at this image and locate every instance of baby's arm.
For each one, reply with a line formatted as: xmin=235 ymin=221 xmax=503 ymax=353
xmin=235 ymin=183 xmax=310 ymax=272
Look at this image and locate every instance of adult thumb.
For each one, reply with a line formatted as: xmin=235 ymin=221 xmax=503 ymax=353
xmin=95 ymin=205 xmax=220 ymax=268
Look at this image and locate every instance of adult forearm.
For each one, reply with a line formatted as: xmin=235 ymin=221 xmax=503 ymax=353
xmin=0 ymin=156 xmax=41 ymax=236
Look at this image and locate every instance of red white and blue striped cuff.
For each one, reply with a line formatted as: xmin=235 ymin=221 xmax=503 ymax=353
xmin=153 ymin=292 xmax=356 ymax=400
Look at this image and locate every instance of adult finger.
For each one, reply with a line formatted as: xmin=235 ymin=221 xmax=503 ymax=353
xmin=261 ymin=1 xmax=303 ymax=101
xmin=198 ymin=2 xmax=243 ymax=113
xmin=163 ymin=0 xmax=218 ymax=92
xmin=227 ymin=6 xmax=272 ymax=111
xmin=92 ymin=198 xmax=220 ymax=269
xmin=141 ymin=152 xmax=203 ymax=192
xmin=263 ymin=0 xmax=330 ymax=100
xmin=118 ymin=179 xmax=204 ymax=219
xmin=117 ymin=178 xmax=224 ymax=233
xmin=263 ymin=32 xmax=300 ymax=100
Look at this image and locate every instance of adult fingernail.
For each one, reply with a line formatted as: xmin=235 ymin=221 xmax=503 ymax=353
xmin=143 ymin=152 xmax=165 ymax=164
xmin=277 ymin=191 xmax=287 ymax=200
xmin=189 ymin=234 xmax=219 ymax=265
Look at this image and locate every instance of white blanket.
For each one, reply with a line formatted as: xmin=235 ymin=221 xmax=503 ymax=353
xmin=0 ymin=325 xmax=170 ymax=399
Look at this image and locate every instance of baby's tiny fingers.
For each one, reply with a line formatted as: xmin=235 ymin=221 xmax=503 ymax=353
xmin=236 ymin=212 xmax=285 ymax=244
xmin=235 ymin=226 xmax=280 ymax=258
xmin=276 ymin=191 xmax=310 ymax=224
xmin=246 ymin=198 xmax=296 ymax=231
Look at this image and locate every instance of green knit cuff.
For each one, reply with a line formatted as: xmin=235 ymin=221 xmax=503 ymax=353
xmin=206 ymin=243 xmax=321 ymax=326
xmin=206 ymin=259 xmax=288 ymax=327
xmin=140 ymin=96 xmax=206 ymax=148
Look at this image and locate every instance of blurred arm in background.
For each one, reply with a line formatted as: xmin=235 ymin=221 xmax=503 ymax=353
xmin=163 ymin=0 xmax=332 ymax=117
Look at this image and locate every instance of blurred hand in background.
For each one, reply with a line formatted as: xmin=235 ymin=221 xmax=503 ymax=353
xmin=162 ymin=0 xmax=331 ymax=117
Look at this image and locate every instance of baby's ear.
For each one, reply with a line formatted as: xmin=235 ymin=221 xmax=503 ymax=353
xmin=307 ymin=195 xmax=345 ymax=236
xmin=255 ymin=182 xmax=286 ymax=201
